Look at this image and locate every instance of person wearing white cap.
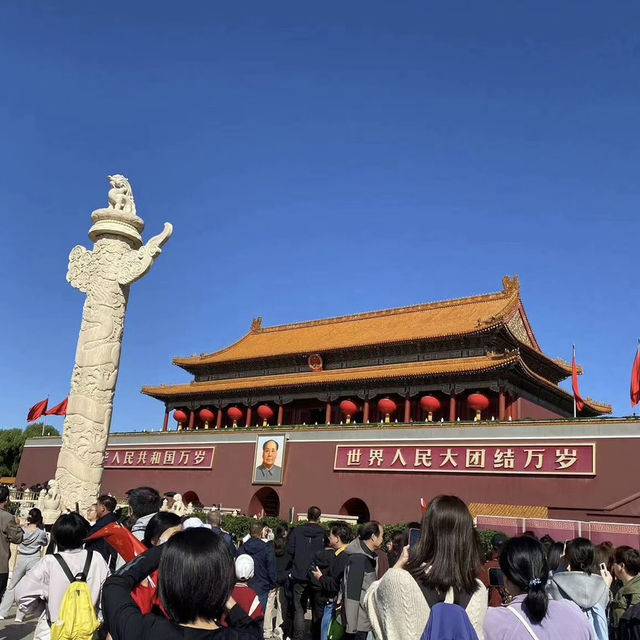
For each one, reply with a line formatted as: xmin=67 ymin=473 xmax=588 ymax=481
xmin=181 ymin=517 xmax=206 ymax=530
xmin=231 ymin=555 xmax=264 ymax=622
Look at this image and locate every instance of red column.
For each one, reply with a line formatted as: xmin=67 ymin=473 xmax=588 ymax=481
xmin=325 ymin=402 xmax=332 ymax=425
xmin=498 ymin=388 xmax=506 ymax=421
xmin=163 ymin=408 xmax=169 ymax=432
xmin=449 ymin=394 xmax=457 ymax=422
xmin=246 ymin=406 xmax=252 ymax=428
xmin=216 ymin=409 xmax=223 ymax=430
xmin=188 ymin=410 xmax=195 ymax=430
xmin=277 ymin=405 xmax=284 ymax=426
xmin=363 ymin=399 xmax=370 ymax=423
xmin=404 ymin=396 xmax=411 ymax=423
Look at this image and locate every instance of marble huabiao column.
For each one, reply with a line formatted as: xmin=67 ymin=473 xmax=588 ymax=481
xmin=55 ymin=175 xmax=172 ymax=514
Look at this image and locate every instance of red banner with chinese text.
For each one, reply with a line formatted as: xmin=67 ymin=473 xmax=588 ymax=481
xmin=334 ymin=442 xmax=595 ymax=475
xmin=105 ymin=446 xmax=214 ymax=470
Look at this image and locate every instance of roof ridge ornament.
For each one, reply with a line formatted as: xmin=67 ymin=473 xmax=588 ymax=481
xmin=476 ymin=313 xmax=502 ymax=328
xmin=251 ymin=317 xmax=263 ymax=332
xmin=502 ymin=275 xmax=520 ymax=295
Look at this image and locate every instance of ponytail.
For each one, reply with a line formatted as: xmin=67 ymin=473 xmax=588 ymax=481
xmin=523 ymin=577 xmax=548 ymax=624
xmin=499 ymin=537 xmax=549 ymax=624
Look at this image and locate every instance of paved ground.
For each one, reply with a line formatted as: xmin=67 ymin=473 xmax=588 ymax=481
xmin=0 ymin=610 xmax=36 ymax=640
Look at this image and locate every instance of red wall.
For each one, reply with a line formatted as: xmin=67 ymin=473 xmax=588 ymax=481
xmin=16 ymin=425 xmax=640 ymax=524
xmin=518 ymin=398 xmax=564 ymax=420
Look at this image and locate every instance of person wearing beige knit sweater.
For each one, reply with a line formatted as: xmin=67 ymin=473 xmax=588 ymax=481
xmin=363 ymin=495 xmax=487 ymax=640
xmin=364 ymin=567 xmax=487 ymax=640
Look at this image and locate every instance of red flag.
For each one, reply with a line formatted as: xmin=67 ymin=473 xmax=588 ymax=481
xmin=84 ymin=522 xmax=147 ymax=563
xmin=84 ymin=523 xmax=164 ymax=614
xmin=131 ymin=569 xmax=164 ymax=615
xmin=45 ymin=398 xmax=68 ymax=416
xmin=631 ymin=343 xmax=640 ymax=408
xmin=27 ymin=398 xmax=48 ymax=423
xmin=572 ymin=346 xmax=585 ymax=412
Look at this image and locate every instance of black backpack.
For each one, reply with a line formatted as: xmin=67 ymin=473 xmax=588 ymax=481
xmin=618 ymin=601 xmax=640 ymax=640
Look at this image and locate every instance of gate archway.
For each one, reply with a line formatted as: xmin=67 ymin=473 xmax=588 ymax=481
xmin=339 ymin=497 xmax=370 ymax=524
xmin=249 ymin=487 xmax=280 ymax=517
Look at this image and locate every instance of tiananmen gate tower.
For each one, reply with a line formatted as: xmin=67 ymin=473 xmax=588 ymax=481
xmin=19 ymin=276 xmax=640 ymax=537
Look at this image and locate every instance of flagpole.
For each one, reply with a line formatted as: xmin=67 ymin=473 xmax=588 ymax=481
xmin=42 ymin=394 xmax=49 ymax=436
xmin=572 ymin=345 xmax=577 ymax=418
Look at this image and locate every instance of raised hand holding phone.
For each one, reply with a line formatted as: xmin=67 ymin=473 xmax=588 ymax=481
xmin=599 ymin=562 xmax=613 ymax=588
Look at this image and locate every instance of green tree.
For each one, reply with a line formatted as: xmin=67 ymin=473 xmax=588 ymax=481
xmin=24 ymin=423 xmax=59 ymax=439
xmin=0 ymin=424 xmax=60 ymax=477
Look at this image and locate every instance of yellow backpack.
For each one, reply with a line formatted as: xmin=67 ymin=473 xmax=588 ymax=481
xmin=50 ymin=551 xmax=101 ymax=640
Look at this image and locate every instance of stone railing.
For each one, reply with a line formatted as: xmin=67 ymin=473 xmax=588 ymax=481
xmin=8 ymin=487 xmax=43 ymax=519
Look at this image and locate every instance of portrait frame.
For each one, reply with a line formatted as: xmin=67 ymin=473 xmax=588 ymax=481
xmin=253 ymin=434 xmax=287 ymax=485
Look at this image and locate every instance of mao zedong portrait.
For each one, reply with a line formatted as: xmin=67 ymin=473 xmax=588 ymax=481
xmin=254 ymin=438 xmax=282 ymax=483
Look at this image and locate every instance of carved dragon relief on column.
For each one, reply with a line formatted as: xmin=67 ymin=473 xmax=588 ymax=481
xmin=55 ymin=175 xmax=172 ymax=513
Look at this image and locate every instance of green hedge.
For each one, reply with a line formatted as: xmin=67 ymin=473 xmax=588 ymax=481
xmin=477 ymin=529 xmax=504 ymax=560
xmin=120 ymin=510 xmax=505 ymax=556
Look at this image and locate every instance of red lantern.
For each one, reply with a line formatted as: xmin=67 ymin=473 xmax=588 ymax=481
xmin=173 ymin=410 xmax=188 ymax=430
xmin=257 ymin=404 xmax=274 ymax=426
xmin=227 ymin=406 xmax=243 ymax=428
xmin=339 ymin=400 xmax=358 ymax=424
xmin=420 ymin=395 xmax=441 ymax=421
xmin=199 ymin=408 xmax=214 ymax=429
xmin=467 ymin=393 xmax=490 ymax=421
xmin=377 ymin=398 xmax=397 ymax=423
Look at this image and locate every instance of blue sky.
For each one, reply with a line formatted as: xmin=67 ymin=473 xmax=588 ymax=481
xmin=1 ymin=1 xmax=639 ymax=432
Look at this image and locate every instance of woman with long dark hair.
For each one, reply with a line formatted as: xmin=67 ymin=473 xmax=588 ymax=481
xmin=364 ymin=495 xmax=487 ymax=639
xmin=484 ymin=536 xmax=595 ymax=639
xmin=386 ymin=531 xmax=404 ymax=568
xmin=102 ymin=527 xmax=261 ymax=640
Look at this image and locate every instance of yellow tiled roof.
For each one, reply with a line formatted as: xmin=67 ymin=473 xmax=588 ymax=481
xmin=470 ymin=503 xmax=549 ymax=519
xmin=175 ymin=276 xmax=524 ymax=366
xmin=144 ymin=352 xmax=521 ymax=398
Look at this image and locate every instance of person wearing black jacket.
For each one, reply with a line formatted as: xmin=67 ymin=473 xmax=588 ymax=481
xmin=311 ymin=521 xmax=353 ymax=640
xmin=102 ymin=527 xmax=261 ymax=640
xmin=286 ymin=506 xmax=326 ymax=640
xmin=84 ymin=495 xmax=118 ymax=566
xmin=238 ymin=522 xmax=278 ymax=609
xmin=207 ymin=510 xmax=237 ymax=558
xmin=273 ymin=528 xmax=293 ymax=639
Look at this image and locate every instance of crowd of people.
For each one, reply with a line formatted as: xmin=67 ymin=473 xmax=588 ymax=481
xmin=0 ymin=485 xmax=640 ymax=639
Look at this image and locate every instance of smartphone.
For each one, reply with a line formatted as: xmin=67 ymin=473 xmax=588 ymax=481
xmin=489 ymin=568 xmax=505 ymax=587
xmin=408 ymin=527 xmax=421 ymax=547
xmin=599 ymin=562 xmax=607 ymax=572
